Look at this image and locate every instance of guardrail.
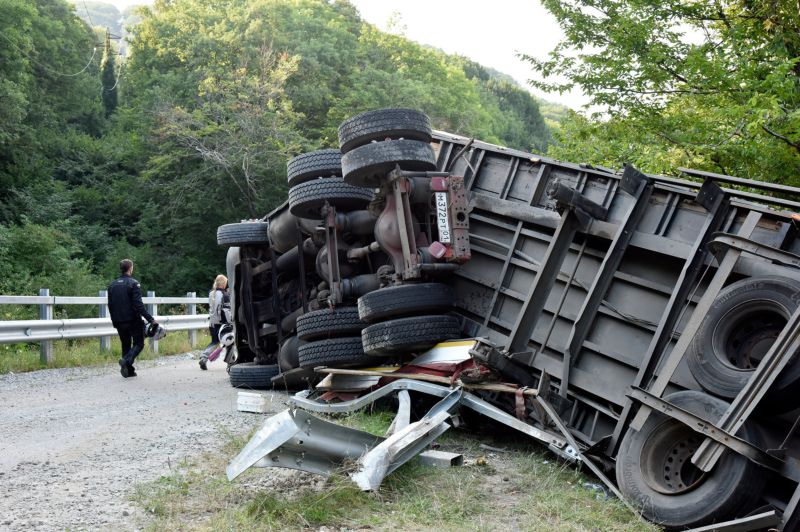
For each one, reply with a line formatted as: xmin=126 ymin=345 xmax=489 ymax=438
xmin=0 ymin=289 xmax=210 ymax=363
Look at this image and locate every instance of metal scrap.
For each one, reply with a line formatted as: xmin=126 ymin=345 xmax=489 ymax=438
xmin=228 ymin=378 xmax=579 ymax=492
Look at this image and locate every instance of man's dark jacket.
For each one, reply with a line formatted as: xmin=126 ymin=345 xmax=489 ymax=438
xmin=107 ymin=275 xmax=154 ymax=326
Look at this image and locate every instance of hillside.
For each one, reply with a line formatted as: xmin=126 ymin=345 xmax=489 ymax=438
xmin=1 ymin=0 xmax=557 ymax=298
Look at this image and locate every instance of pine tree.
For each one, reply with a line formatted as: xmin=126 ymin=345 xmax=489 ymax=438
xmin=100 ymin=29 xmax=117 ymax=117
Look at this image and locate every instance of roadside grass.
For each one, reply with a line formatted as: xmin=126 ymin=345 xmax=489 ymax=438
xmin=0 ymin=330 xmax=209 ymax=374
xmin=132 ymin=409 xmax=659 ymax=531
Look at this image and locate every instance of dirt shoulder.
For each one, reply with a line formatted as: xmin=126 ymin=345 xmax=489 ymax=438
xmin=0 ymin=354 xmax=270 ymax=531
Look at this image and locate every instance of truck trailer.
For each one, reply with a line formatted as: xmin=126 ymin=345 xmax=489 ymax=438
xmin=218 ymin=108 xmax=800 ymax=530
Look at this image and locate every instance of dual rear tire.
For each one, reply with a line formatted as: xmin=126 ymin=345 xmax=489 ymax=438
xmin=357 ymin=283 xmax=460 ymax=356
xmin=338 ymin=108 xmax=436 ymax=188
xmin=618 ymin=276 xmax=798 ymax=528
xmin=295 ymin=306 xmax=373 ymax=369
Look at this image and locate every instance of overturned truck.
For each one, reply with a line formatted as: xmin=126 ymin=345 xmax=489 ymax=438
xmin=217 ymin=108 xmax=800 ymax=530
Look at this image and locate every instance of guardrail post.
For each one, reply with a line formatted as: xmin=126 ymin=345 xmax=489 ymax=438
xmin=187 ymin=292 xmax=197 ymax=347
xmin=147 ymin=290 xmax=158 ymax=354
xmin=99 ymin=290 xmax=111 ymax=352
xmin=39 ymin=288 xmax=53 ymax=364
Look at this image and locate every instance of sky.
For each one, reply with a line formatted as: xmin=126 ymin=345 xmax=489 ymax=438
xmin=348 ymin=0 xmax=588 ymax=109
xmin=92 ymin=0 xmax=588 ymax=109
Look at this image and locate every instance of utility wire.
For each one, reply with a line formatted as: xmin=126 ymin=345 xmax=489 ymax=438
xmin=81 ymin=0 xmax=96 ymax=30
xmin=102 ymin=61 xmax=124 ymax=93
xmin=0 ymin=32 xmax=98 ymax=77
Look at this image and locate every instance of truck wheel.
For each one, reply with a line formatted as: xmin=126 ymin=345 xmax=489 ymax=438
xmin=361 ymin=315 xmax=461 ymax=356
xmin=296 ymin=306 xmax=365 ymax=341
xmin=298 ymin=336 xmax=375 ymax=368
xmin=229 ymin=362 xmax=280 ymax=389
xmin=217 ymin=222 xmax=270 ymax=246
xmin=287 ymin=149 xmax=342 ymax=187
xmin=341 ymin=139 xmax=436 ymax=188
xmin=686 ymin=276 xmax=800 ymax=405
xmin=615 ymin=390 xmax=765 ymax=529
xmin=357 ymin=283 xmax=454 ymax=323
xmin=288 ymin=177 xmax=374 ymax=219
xmin=338 ymin=108 xmax=432 ymax=154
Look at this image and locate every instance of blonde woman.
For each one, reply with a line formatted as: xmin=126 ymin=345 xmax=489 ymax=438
xmin=200 ymin=274 xmax=230 ymax=370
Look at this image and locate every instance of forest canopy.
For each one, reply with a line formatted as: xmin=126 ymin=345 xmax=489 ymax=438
xmin=4 ymin=0 xmax=795 ymax=304
xmin=0 ymin=0 xmax=553 ymax=300
xmin=524 ymin=0 xmax=800 ymax=183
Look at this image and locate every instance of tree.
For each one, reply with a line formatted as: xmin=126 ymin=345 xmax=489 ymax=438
xmin=459 ymin=59 xmax=551 ymax=152
xmin=326 ymin=24 xmax=499 ymax=145
xmin=0 ymin=0 xmax=103 ymax=202
xmin=525 ymin=0 xmax=800 ymax=183
xmin=150 ymin=45 xmax=302 ymax=218
xmin=100 ymin=30 xmax=117 ymax=117
xmin=0 ymin=0 xmax=557 ymax=297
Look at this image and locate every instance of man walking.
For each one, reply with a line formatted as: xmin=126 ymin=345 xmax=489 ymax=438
xmin=108 ymin=259 xmax=157 ymax=378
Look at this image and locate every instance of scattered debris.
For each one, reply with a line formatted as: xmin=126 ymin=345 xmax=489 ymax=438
xmin=479 ymin=443 xmax=509 ymax=454
xmin=236 ymin=391 xmax=272 ymax=413
xmin=417 ymin=450 xmax=463 ymax=468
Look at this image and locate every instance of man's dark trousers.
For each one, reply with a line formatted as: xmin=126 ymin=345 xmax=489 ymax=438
xmin=116 ymin=320 xmax=144 ymax=367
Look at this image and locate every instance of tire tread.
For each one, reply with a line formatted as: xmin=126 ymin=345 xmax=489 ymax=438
xmin=358 ymin=283 xmax=454 ymax=322
xmin=361 ymin=315 xmax=460 ymax=356
xmin=338 ymin=108 xmax=431 ymax=153
xmin=287 ymin=149 xmax=342 ymax=187
xmin=298 ymin=336 xmax=373 ymax=368
xmin=341 ymin=139 xmax=436 ymax=188
xmin=229 ymin=362 xmax=280 ymax=389
xmin=288 ymin=177 xmax=374 ymax=219
xmin=296 ymin=307 xmax=364 ymax=341
xmin=217 ymin=222 xmax=270 ymax=246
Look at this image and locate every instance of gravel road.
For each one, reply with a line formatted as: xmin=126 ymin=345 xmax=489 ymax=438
xmin=0 ymin=353 xmax=280 ymax=531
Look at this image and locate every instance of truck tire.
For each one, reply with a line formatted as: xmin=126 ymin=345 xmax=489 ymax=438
xmin=615 ymin=390 xmax=764 ymax=530
xmin=686 ymin=276 xmax=800 ymax=404
xmin=229 ymin=362 xmax=281 ymax=389
xmin=288 ymin=177 xmax=374 ymax=219
xmin=361 ymin=315 xmax=461 ymax=356
xmin=296 ymin=306 xmax=365 ymax=341
xmin=287 ymin=149 xmax=342 ymax=187
xmin=341 ymin=139 xmax=436 ymax=188
xmin=298 ymin=336 xmax=374 ymax=368
xmin=338 ymin=108 xmax=432 ymax=154
xmin=217 ymin=222 xmax=270 ymax=246
xmin=357 ymin=283 xmax=454 ymax=323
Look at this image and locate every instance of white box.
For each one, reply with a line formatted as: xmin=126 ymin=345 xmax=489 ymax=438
xmin=237 ymin=391 xmax=272 ymax=413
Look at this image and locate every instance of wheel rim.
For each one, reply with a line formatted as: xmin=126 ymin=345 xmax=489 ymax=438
xmin=640 ymin=418 xmax=707 ymax=495
xmin=712 ymin=300 xmax=788 ymax=371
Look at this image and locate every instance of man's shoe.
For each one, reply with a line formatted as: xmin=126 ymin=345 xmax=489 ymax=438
xmin=119 ymin=358 xmax=129 ymax=378
xmin=128 ymin=365 xmax=137 ymax=377
xmin=199 ymin=358 xmax=207 ymax=371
